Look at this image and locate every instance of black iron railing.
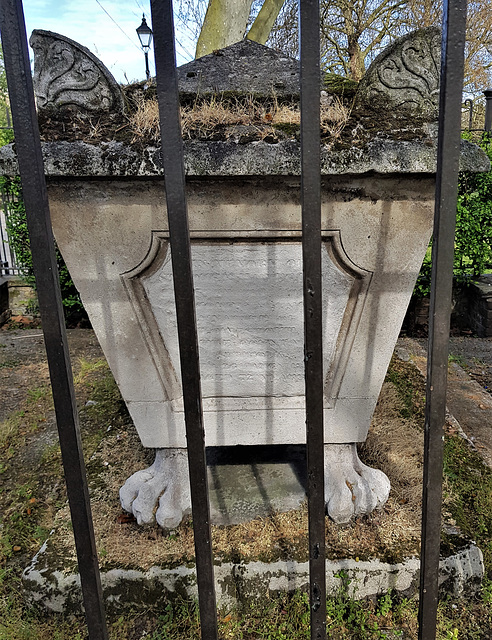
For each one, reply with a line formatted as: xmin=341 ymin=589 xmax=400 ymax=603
xmin=0 ymin=185 xmax=21 ymax=277
xmin=0 ymin=1 xmax=469 ymax=639
xmin=0 ymin=1 xmax=108 ymax=638
xmin=419 ymin=2 xmax=467 ymax=636
xmin=462 ymin=89 xmax=492 ymax=133
xmin=0 ymin=209 xmax=20 ymax=276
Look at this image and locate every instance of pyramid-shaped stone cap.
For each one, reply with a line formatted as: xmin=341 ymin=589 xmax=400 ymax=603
xmin=177 ymin=40 xmax=300 ymax=98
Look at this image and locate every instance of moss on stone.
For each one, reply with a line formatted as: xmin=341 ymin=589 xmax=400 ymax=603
xmin=323 ymin=73 xmax=359 ymax=98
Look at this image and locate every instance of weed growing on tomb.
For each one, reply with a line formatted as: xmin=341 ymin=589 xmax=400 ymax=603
xmin=128 ymin=91 xmax=351 ymax=145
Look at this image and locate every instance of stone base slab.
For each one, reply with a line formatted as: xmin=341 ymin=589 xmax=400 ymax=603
xmin=23 ymin=538 xmax=483 ymax=615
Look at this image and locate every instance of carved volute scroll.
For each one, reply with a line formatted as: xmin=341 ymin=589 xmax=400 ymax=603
xmin=357 ymin=27 xmax=441 ymax=119
xmin=29 ymin=30 xmax=125 ymax=113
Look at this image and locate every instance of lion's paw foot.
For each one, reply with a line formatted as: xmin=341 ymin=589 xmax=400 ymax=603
xmin=324 ymin=444 xmax=390 ymax=524
xmin=120 ymin=448 xmax=191 ymax=528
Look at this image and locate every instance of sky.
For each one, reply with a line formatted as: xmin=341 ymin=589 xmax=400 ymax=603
xmin=22 ymin=0 xmax=197 ymax=84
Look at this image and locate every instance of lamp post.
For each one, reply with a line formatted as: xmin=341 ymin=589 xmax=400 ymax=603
xmin=136 ymin=14 xmax=153 ymax=81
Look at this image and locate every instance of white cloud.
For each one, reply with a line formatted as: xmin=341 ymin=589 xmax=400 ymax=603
xmin=22 ymin=0 xmax=196 ymax=83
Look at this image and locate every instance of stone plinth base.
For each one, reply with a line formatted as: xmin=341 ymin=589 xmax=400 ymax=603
xmin=23 ymin=536 xmax=483 ymax=615
xmin=0 ymin=276 xmax=37 ymax=317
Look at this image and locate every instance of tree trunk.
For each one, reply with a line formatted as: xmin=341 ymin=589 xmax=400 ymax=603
xmin=422 ymin=0 xmax=433 ymax=26
xmin=195 ymin=0 xmax=254 ymax=58
xmin=347 ymin=36 xmax=365 ymax=81
xmin=246 ymin=0 xmax=286 ymax=46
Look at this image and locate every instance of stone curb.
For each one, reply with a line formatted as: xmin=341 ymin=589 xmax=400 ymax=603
xmin=23 ymin=533 xmax=483 ymax=615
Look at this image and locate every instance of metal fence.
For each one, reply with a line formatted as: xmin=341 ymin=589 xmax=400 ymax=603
xmin=0 ymin=111 xmax=20 ymax=277
xmin=462 ymin=89 xmax=492 ymax=133
xmin=0 ymin=181 xmax=22 ymax=277
xmin=0 ymin=0 xmax=469 ymax=639
xmin=0 ymin=204 xmax=20 ymax=276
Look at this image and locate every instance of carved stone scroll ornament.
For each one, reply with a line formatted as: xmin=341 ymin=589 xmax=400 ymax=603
xmin=357 ymin=27 xmax=442 ymax=119
xmin=29 ymin=30 xmax=124 ymax=114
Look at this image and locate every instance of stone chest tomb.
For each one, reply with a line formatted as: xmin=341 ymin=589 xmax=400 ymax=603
xmin=1 ymin=28 xmax=489 ymax=531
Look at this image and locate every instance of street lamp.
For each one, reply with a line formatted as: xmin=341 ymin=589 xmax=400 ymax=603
xmin=136 ymin=14 xmax=153 ymax=81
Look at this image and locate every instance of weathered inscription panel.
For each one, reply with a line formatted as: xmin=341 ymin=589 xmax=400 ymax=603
xmin=143 ymin=241 xmax=352 ymax=399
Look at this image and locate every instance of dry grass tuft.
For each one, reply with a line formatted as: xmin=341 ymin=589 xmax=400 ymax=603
xmin=181 ymin=95 xmax=260 ymax=137
xmin=320 ymin=97 xmax=351 ymax=138
xmin=128 ymin=93 xmax=351 ymax=145
xmin=129 ymin=99 xmax=160 ymax=143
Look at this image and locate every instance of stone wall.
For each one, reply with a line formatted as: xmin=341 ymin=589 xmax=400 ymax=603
xmin=459 ymin=276 xmax=492 ymax=337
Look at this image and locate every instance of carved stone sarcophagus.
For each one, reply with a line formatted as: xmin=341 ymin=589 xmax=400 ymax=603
xmin=1 ymin=28 xmax=488 ymax=528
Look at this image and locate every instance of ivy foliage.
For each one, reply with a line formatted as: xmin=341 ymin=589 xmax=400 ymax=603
xmin=415 ymin=134 xmax=492 ymax=298
xmin=0 ymin=49 xmax=13 ymax=148
xmin=455 ymin=133 xmax=492 ymax=279
xmin=0 ymin=175 xmax=87 ymax=325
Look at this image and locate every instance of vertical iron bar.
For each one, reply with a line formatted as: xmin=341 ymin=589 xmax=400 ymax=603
xmin=418 ymin=1 xmax=467 ymax=638
xmin=0 ymin=1 xmax=109 ymax=638
xmin=463 ymin=99 xmax=473 ymax=131
xmin=484 ymin=89 xmax=492 ymax=133
xmin=299 ymin=1 xmax=326 ymax=639
xmin=149 ymin=1 xmax=218 ymax=639
xmin=0 ymin=207 xmax=9 ymax=273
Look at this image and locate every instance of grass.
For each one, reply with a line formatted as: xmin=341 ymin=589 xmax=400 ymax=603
xmin=0 ymin=349 xmax=491 ymax=639
xmin=0 ymin=355 xmax=132 ymax=638
xmin=128 ymin=93 xmax=351 ymax=145
xmin=0 ymin=359 xmax=20 ymax=369
xmin=443 ymin=435 xmax=492 ymax=570
xmin=448 ymin=353 xmax=467 ymax=368
xmin=384 ymin=355 xmax=426 ymax=421
xmin=386 ymin=355 xmax=492 ymax=577
xmin=0 ymin=385 xmax=52 ymax=450
xmin=0 ymin=585 xmax=489 ymax=640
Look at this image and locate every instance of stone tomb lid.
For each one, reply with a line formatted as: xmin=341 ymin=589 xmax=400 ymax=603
xmin=0 ymin=136 xmax=486 ymax=178
xmin=0 ymin=29 xmax=489 ymax=177
xmin=177 ymin=39 xmax=301 ymax=99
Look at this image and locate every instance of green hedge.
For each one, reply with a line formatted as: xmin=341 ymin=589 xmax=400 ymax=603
xmin=414 ymin=134 xmax=492 ymax=299
xmin=0 ymin=175 xmax=87 ymax=325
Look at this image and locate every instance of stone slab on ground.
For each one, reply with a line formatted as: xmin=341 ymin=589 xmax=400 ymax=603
xmin=206 ymin=445 xmax=306 ymax=525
